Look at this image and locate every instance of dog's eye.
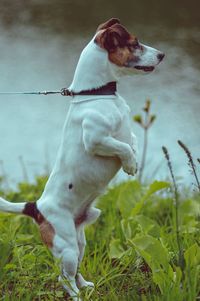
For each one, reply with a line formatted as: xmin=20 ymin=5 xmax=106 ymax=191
xmin=127 ymin=39 xmax=141 ymax=51
xmin=132 ymin=40 xmax=140 ymax=49
xmin=127 ymin=44 xmax=134 ymax=51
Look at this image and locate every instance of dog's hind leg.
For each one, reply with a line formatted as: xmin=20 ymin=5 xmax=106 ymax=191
xmin=52 ymin=219 xmax=81 ymax=300
xmin=58 ymin=248 xmax=80 ymax=300
xmin=76 ymin=227 xmax=94 ymax=289
xmin=75 ymin=207 xmax=101 ymax=289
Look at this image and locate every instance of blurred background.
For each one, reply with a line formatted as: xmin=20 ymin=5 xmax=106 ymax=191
xmin=0 ymin=0 xmax=199 ymax=187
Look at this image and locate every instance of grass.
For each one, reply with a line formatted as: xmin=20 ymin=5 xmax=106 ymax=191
xmin=0 ymin=100 xmax=199 ymax=300
xmin=0 ymin=177 xmax=199 ymax=300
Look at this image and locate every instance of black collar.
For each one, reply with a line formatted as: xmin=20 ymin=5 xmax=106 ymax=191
xmin=61 ymin=82 xmax=117 ymax=97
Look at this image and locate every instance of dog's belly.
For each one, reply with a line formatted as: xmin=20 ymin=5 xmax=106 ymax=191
xmin=60 ymin=149 xmax=121 ymax=201
xmin=37 ymin=147 xmax=121 ymax=217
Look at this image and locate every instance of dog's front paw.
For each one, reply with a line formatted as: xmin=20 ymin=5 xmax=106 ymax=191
xmin=122 ymin=153 xmax=137 ymax=176
xmin=122 ymin=162 xmax=137 ymax=176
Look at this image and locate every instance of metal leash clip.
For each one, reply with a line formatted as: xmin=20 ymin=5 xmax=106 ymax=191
xmin=61 ymin=88 xmax=74 ymax=96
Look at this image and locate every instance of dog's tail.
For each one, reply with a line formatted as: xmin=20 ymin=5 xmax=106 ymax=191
xmin=0 ymin=196 xmax=27 ymax=214
xmin=0 ymin=196 xmax=41 ymax=222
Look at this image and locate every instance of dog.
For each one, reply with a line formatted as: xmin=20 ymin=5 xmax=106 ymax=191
xmin=0 ymin=18 xmax=164 ymax=300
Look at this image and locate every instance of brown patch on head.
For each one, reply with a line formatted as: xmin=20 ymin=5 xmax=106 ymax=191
xmin=95 ymin=23 xmax=139 ymax=67
xmin=108 ymin=46 xmax=134 ymax=67
xmin=96 ymin=18 xmax=121 ymax=32
xmin=23 ymin=202 xmax=55 ymax=248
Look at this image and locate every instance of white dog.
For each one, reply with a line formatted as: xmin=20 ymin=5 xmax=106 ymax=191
xmin=0 ymin=18 xmax=164 ymax=300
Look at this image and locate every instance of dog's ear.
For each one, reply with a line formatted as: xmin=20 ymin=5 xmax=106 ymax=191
xmin=96 ymin=18 xmax=121 ymax=32
xmin=95 ymin=23 xmax=131 ymax=53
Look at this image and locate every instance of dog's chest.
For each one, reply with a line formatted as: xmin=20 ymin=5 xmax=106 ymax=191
xmin=112 ymin=96 xmax=133 ymax=143
xmin=70 ymin=95 xmax=133 ymax=145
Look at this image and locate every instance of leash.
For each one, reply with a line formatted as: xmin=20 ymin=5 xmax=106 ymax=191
xmin=0 ymin=89 xmax=66 ymax=96
xmin=0 ymin=82 xmax=117 ymax=97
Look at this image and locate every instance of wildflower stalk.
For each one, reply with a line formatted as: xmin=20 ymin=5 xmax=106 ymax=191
xmin=177 ymin=140 xmax=200 ymax=192
xmin=134 ymin=99 xmax=156 ymax=182
xmin=138 ymin=110 xmax=149 ymax=182
xmin=162 ymin=146 xmax=184 ymax=271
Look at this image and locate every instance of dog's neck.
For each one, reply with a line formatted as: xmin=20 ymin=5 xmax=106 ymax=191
xmin=68 ymin=37 xmax=120 ymax=93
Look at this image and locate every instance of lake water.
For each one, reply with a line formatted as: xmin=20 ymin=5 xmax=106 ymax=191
xmin=0 ymin=1 xmax=199 ymax=188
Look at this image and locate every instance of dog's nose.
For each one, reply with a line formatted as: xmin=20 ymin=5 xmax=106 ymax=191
xmin=157 ymin=52 xmax=165 ymax=61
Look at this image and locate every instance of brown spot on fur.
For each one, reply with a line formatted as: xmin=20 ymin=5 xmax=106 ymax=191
xmin=75 ymin=210 xmax=87 ymax=226
xmin=23 ymin=202 xmax=39 ymax=220
xmin=39 ymin=219 xmax=55 ymax=248
xmin=23 ymin=202 xmax=55 ymax=248
xmin=95 ymin=23 xmax=139 ymax=67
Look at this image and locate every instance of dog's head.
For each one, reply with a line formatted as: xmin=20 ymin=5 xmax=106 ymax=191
xmin=95 ymin=18 xmax=164 ymax=74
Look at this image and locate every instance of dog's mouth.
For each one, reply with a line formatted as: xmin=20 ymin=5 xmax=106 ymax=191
xmin=134 ymin=66 xmax=155 ymax=72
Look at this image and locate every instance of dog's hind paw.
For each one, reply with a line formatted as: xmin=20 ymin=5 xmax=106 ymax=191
xmin=58 ymin=275 xmax=81 ymax=300
xmin=76 ymin=273 xmax=94 ymax=289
